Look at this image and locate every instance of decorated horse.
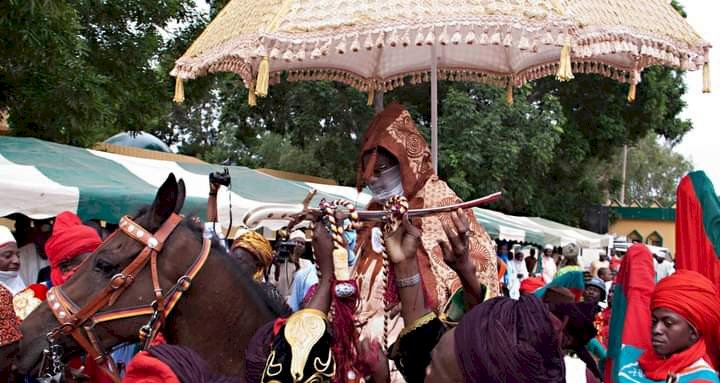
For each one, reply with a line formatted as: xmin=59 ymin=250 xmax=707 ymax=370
xmin=14 ymin=174 xmax=289 ymax=380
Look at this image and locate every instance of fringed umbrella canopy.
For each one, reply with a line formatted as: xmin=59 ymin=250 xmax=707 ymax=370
xmin=172 ymin=0 xmax=711 ymax=105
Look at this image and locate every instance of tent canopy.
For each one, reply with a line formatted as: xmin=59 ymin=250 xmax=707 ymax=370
xmin=0 ymin=137 xmax=608 ymax=247
xmin=0 ymin=137 xmax=369 ymax=228
xmin=474 ymin=208 xmax=610 ymax=248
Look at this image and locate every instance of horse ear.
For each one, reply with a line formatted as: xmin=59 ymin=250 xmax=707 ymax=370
xmin=174 ymin=179 xmax=186 ymax=214
xmin=150 ymin=174 xmax=178 ymax=227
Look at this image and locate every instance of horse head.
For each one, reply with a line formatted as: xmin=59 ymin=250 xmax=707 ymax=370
xmin=15 ymin=174 xmax=200 ymax=375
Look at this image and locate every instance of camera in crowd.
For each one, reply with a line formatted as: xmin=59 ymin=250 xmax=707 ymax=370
xmin=274 ymin=240 xmax=298 ymax=263
xmin=209 ymin=168 xmax=231 ymax=187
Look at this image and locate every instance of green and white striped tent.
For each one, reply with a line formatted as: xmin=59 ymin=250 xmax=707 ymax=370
xmin=0 ymin=137 xmax=609 ymax=247
xmin=473 ymin=208 xmax=610 ymax=248
xmin=0 ymin=137 xmax=369 ymax=229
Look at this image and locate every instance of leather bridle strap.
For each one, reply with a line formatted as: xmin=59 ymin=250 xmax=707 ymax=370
xmin=45 ymin=213 xmax=184 ymax=383
xmin=66 ymin=214 xmax=182 ymax=328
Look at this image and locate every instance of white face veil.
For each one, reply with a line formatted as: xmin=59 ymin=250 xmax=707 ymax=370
xmin=367 ymin=165 xmax=404 ymax=202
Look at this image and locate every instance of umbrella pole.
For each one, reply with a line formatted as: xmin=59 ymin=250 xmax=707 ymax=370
xmin=373 ymin=91 xmax=384 ymax=113
xmin=431 ymin=45 xmax=438 ymax=173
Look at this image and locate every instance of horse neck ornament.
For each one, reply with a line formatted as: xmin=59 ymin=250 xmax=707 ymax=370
xmin=40 ymin=213 xmax=211 ymax=383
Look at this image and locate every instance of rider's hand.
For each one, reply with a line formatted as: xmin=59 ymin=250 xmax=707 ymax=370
xmin=439 ymin=209 xmax=474 ymax=275
xmin=359 ymin=338 xmax=389 ymax=383
xmin=311 ymin=220 xmax=335 ymax=277
xmin=384 ymin=214 xmax=421 ymax=265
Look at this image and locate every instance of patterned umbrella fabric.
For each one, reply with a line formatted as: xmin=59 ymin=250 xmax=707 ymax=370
xmin=172 ymin=0 xmax=710 ymax=103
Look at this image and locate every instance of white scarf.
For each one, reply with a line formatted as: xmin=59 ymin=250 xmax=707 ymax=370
xmin=368 ymin=165 xmax=405 ymax=203
xmin=0 ymin=270 xmax=26 ymax=295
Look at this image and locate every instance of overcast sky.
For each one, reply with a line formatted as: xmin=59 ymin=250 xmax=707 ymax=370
xmin=675 ymin=0 xmax=719 ymax=184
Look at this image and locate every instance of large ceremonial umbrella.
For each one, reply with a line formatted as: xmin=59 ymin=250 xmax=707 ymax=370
xmin=172 ymin=0 xmax=710 ymax=172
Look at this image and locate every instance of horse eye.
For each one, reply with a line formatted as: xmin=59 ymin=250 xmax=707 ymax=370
xmin=94 ymin=259 xmax=117 ymax=275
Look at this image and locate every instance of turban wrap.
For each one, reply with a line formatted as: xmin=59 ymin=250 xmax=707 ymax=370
xmin=231 ymin=231 xmax=273 ymax=281
xmin=45 ymin=212 xmax=102 ymax=286
xmin=0 ymin=226 xmax=15 ymax=248
xmin=519 ymin=276 xmax=545 ymax=295
xmin=454 ymin=295 xmax=565 ymax=383
xmin=638 ymin=270 xmax=720 ymax=379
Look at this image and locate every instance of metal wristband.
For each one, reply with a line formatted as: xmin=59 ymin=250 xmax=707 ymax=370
xmin=395 ymin=273 xmax=421 ymax=288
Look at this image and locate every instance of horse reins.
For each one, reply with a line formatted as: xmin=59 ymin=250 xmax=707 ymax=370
xmin=43 ymin=213 xmax=211 ymax=383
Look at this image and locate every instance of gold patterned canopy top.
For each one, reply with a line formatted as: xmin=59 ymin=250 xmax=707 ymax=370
xmin=172 ymin=0 xmax=710 ymax=103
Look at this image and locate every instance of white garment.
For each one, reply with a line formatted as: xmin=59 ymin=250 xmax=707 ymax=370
xmin=507 ymin=260 xmax=529 ymax=299
xmin=0 ymin=270 xmax=26 ymax=295
xmin=269 ymin=259 xmax=312 ymax=301
xmin=605 ymin=280 xmax=613 ymax=296
xmin=371 ymin=227 xmax=385 ymax=253
xmin=18 ymin=243 xmax=48 ymax=285
xmin=541 ymin=256 xmax=558 ymax=284
xmin=564 ymin=355 xmax=588 ymax=383
xmin=654 ymin=259 xmax=675 ymax=282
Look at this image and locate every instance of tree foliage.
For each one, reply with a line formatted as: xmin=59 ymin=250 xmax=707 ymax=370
xmin=1 ymin=0 xmax=197 ymax=146
xmin=609 ymin=135 xmax=693 ymax=207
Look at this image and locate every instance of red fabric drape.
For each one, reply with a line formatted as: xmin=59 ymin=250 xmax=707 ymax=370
xmin=604 ymin=244 xmax=655 ymax=382
xmin=675 ymin=173 xmax=720 ymax=290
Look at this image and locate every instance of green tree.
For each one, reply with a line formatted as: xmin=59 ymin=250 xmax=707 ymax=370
xmin=610 ymin=135 xmax=693 ymax=207
xmin=1 ymin=0 xmax=198 ymax=146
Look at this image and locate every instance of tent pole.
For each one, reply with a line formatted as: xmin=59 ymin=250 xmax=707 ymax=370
xmin=431 ymin=45 xmax=438 ymax=173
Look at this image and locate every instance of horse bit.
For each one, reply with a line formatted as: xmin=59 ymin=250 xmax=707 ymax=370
xmin=38 ymin=213 xmax=211 ymax=383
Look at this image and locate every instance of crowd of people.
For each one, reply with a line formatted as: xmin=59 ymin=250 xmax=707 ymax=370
xmin=0 ymin=104 xmax=715 ymax=383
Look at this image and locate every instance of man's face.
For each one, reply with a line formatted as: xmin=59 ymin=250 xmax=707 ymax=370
xmin=499 ymin=244 xmax=508 ymax=255
xmin=363 ymin=149 xmax=399 ymax=179
xmin=232 ymin=248 xmax=263 ymax=276
xmin=293 ymin=238 xmax=306 ymax=253
xmin=544 ymin=249 xmax=553 ymax=257
xmin=57 ymin=252 xmax=92 ymax=277
xmin=514 ymin=251 xmax=523 ymax=261
xmin=0 ymin=243 xmax=20 ymax=272
xmin=598 ymin=268 xmax=612 ymax=282
xmin=583 ymin=285 xmax=604 ymax=304
xmin=651 ymin=308 xmax=697 ymax=357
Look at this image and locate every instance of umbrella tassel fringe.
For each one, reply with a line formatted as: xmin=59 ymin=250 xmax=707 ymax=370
xmin=556 ymin=42 xmax=574 ymax=82
xmin=256 ymin=56 xmax=270 ymax=97
xmin=173 ymin=77 xmax=185 ymax=104
xmin=248 ymin=82 xmax=257 ymax=107
xmin=627 ymin=83 xmax=636 ymax=103
xmin=703 ymin=62 xmax=711 ymax=93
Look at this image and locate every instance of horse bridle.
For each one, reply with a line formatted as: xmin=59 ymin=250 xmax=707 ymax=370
xmin=42 ymin=213 xmax=211 ymax=383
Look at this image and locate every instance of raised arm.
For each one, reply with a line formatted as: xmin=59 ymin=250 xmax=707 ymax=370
xmin=439 ymin=209 xmax=486 ymax=310
xmin=304 ymin=220 xmax=335 ymax=314
xmin=384 ymin=214 xmax=429 ymax=326
xmin=206 ymin=181 xmax=220 ymax=223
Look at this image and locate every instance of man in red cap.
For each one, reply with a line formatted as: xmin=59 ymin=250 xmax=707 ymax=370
xmin=44 ymin=212 xmax=112 ymax=382
xmin=45 ymin=212 xmax=102 ymax=286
